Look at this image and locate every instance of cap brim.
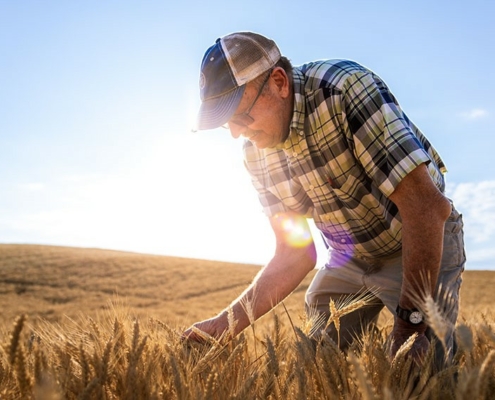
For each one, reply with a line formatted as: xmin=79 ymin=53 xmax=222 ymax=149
xmin=195 ymin=85 xmax=245 ymax=131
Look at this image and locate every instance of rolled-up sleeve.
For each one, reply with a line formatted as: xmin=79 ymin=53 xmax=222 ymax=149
xmin=342 ymin=71 xmax=432 ymax=197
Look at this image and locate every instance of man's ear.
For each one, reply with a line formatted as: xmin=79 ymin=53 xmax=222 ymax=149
xmin=271 ymin=67 xmax=290 ymax=98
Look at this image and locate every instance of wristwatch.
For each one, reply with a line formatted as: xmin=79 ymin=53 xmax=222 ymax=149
xmin=396 ymin=305 xmax=424 ymax=325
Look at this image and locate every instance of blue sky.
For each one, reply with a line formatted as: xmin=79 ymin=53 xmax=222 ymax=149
xmin=1 ymin=0 xmax=494 ymax=269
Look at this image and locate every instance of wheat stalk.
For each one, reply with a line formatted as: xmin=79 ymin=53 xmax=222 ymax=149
xmin=203 ymin=370 xmax=218 ymax=399
xmin=392 ymin=332 xmax=417 ymax=367
xmin=316 ymin=335 xmax=347 ymax=394
xmin=348 ymin=352 xmax=376 ymax=400
xmin=78 ymin=377 xmax=99 ymax=400
xmin=190 ymin=343 xmax=225 ymax=375
xmin=324 ymin=294 xmax=369 ymax=348
xmin=222 ymin=337 xmax=247 ymax=377
xmin=240 ymin=294 xmax=259 ymax=357
xmin=14 ymin=345 xmax=32 ymax=398
xmin=226 ymin=306 xmax=238 ymax=340
xmin=88 ymin=317 xmax=101 ymax=341
xmin=281 ymin=301 xmax=303 ymax=341
xmin=29 ymin=336 xmax=45 ymax=384
xmin=124 ymin=319 xmax=148 ymax=399
xmin=168 ymin=355 xmax=185 ymax=398
xmin=231 ymin=372 xmax=258 ymax=400
xmin=423 ymin=294 xmax=450 ymax=349
xmin=7 ymin=314 xmax=27 ymax=365
xmin=79 ymin=343 xmax=90 ymax=390
xmin=99 ymin=337 xmax=113 ymax=384
xmin=265 ymin=336 xmax=279 ymax=377
xmin=130 ymin=319 xmax=140 ymax=356
xmin=476 ymin=349 xmax=495 ymax=398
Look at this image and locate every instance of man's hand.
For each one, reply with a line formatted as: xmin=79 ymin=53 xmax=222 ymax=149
xmin=182 ymin=314 xmax=229 ymax=343
xmin=390 ymin=318 xmax=429 ymax=363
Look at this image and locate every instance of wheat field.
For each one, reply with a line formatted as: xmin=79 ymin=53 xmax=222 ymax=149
xmin=0 ymin=244 xmax=494 ymax=399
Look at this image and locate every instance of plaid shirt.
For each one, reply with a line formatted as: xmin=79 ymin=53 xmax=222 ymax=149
xmin=243 ymin=60 xmax=447 ymax=258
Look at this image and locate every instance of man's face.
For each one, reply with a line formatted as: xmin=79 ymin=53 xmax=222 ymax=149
xmin=226 ymin=68 xmax=292 ymax=149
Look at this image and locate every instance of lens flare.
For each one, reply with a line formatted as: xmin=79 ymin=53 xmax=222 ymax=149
xmin=276 ymin=214 xmax=313 ymax=248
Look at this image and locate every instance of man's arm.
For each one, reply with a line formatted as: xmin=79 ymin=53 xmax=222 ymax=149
xmin=388 ymin=162 xmax=452 ymax=357
xmin=183 ymin=212 xmax=317 ymax=342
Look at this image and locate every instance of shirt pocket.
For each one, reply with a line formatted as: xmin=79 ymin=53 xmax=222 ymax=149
xmin=328 ymin=164 xmax=367 ymax=208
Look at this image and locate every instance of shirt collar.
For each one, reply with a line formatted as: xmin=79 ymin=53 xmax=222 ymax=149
xmin=290 ymin=67 xmax=306 ymax=134
xmin=276 ymin=67 xmax=306 ymax=150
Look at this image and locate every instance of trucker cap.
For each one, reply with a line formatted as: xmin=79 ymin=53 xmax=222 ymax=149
xmin=195 ymin=32 xmax=281 ymax=130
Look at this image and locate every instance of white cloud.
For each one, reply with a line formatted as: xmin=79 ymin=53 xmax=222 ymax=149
xmin=446 ymin=181 xmax=495 ymax=269
xmin=460 ymin=108 xmax=488 ymax=120
xmin=447 ymin=180 xmax=495 ymax=244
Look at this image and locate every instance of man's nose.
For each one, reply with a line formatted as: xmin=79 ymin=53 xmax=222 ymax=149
xmin=229 ymin=124 xmax=246 ymax=139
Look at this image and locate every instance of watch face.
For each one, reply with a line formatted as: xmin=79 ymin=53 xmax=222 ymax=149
xmin=409 ymin=311 xmax=423 ymax=324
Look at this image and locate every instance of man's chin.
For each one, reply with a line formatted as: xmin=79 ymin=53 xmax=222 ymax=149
xmin=251 ymin=141 xmax=265 ymax=149
xmin=251 ymin=139 xmax=272 ymax=150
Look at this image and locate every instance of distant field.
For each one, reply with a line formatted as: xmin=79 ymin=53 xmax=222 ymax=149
xmin=0 ymin=244 xmax=492 ymax=329
xmin=0 ymin=244 xmax=312 ymax=329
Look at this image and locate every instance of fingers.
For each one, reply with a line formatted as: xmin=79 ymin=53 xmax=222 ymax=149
xmin=181 ymin=325 xmax=209 ymax=344
xmin=181 ymin=319 xmax=224 ymax=344
xmin=181 ymin=328 xmax=200 ymax=343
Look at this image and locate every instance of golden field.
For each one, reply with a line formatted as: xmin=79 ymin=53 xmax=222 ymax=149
xmin=0 ymin=244 xmax=494 ymax=399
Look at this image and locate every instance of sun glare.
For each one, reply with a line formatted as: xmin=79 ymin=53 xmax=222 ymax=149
xmin=277 ymin=214 xmax=313 ymax=248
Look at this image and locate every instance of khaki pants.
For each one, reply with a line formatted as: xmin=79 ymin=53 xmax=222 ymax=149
xmin=305 ymin=204 xmax=465 ymax=367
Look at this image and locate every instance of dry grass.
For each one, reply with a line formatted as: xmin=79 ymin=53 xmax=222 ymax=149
xmin=0 ymin=244 xmax=494 ymax=399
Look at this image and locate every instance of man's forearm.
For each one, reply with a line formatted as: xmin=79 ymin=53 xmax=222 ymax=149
xmin=388 ymin=164 xmax=452 ymax=311
xmin=220 ymin=244 xmax=316 ymax=336
xmin=399 ymin=207 xmax=447 ymax=310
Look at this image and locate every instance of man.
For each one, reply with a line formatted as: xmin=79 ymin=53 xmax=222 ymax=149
xmin=184 ymin=32 xmax=465 ymax=365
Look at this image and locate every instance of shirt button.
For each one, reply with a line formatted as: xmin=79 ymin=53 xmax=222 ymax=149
xmin=293 ymin=152 xmax=298 ymax=157
xmin=340 ymin=239 xmax=346 ymax=243
xmin=309 ymin=185 xmax=314 ymax=191
xmin=299 ymin=131 xmax=304 ymax=136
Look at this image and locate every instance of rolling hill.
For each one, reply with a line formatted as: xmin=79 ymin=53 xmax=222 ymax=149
xmin=0 ymin=244 xmax=492 ymax=329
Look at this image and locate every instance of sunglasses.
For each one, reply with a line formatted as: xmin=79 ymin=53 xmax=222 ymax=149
xmin=223 ymin=70 xmax=272 ymax=129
